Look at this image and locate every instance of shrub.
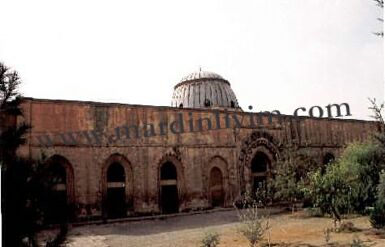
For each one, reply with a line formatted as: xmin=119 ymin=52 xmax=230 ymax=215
xmin=337 ymin=221 xmax=360 ymax=233
xmin=370 ymin=202 xmax=385 ymax=229
xmin=236 ymin=199 xmax=269 ymax=247
xmin=272 ymin=147 xmax=318 ymax=212
xmin=305 ymin=141 xmax=385 ymax=224
xmin=200 ymin=231 xmax=220 ymax=247
xmin=305 ymin=163 xmax=354 ymax=226
xmin=350 ymin=236 xmax=367 ymax=247
xmin=341 ymin=142 xmax=385 ymax=211
xmin=377 ymin=170 xmax=385 ymax=204
xmin=304 ymin=207 xmax=323 ymax=217
xmin=45 ymin=224 xmax=68 ymax=247
xmin=370 ymin=171 xmax=385 ymax=229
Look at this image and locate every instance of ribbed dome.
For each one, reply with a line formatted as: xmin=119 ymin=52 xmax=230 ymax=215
xmin=171 ymin=70 xmax=240 ymax=110
xmin=179 ymin=71 xmax=225 ymax=83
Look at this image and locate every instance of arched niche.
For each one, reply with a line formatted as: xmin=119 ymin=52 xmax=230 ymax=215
xmin=44 ymin=154 xmax=75 ymax=223
xmin=204 ymin=156 xmax=229 ymax=207
xmin=238 ymin=131 xmax=279 ymax=196
xmin=102 ymin=153 xmax=134 ymax=218
xmin=157 ymin=154 xmax=186 ymax=214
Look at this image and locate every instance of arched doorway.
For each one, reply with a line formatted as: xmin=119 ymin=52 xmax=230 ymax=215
xmin=209 ymin=167 xmax=224 ymax=207
xmin=251 ymin=152 xmax=269 ymax=195
xmin=160 ymin=162 xmax=179 ymax=214
xmin=106 ymin=162 xmax=126 ymax=218
xmin=46 ymin=163 xmax=67 ymax=223
xmin=44 ymin=155 xmax=74 ymax=224
xmin=322 ymin=152 xmax=335 ymax=174
xmin=323 ymin=153 xmax=335 ymax=165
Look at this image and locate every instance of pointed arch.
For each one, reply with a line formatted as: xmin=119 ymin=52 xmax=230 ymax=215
xmin=238 ymin=131 xmax=280 ymax=195
xmin=45 ymin=154 xmax=75 ymax=203
xmin=44 ymin=154 xmax=75 ymax=223
xmin=209 ymin=167 xmax=225 ymax=207
xmin=157 ymin=153 xmax=186 ymax=214
xmin=102 ymin=153 xmax=134 ymax=218
xmin=203 ymin=155 xmax=229 ymax=207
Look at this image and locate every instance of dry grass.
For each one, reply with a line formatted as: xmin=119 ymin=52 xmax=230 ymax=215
xmin=42 ymin=209 xmax=385 ymax=247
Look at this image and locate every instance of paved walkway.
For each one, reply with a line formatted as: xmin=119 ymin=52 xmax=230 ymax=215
xmin=38 ymin=208 xmax=384 ymax=247
xmin=63 ymin=209 xmax=243 ymax=247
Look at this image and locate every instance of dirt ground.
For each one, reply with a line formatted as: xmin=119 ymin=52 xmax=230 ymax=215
xmin=39 ymin=209 xmax=385 ymax=247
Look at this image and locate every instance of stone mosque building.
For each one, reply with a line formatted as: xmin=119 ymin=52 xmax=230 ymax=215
xmin=13 ymin=71 xmax=379 ymax=221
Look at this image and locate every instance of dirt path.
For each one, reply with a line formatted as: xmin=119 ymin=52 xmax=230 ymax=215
xmin=56 ymin=210 xmax=385 ymax=247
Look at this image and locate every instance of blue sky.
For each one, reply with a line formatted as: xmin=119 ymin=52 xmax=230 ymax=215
xmin=0 ymin=0 xmax=383 ymax=119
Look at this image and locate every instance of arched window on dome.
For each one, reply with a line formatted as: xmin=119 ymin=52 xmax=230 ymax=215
xmin=230 ymin=101 xmax=235 ymax=108
xmin=179 ymin=103 xmax=183 ymax=108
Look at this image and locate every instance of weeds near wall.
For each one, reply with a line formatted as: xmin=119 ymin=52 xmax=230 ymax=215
xmin=235 ymin=197 xmax=271 ymax=247
xmin=370 ymin=170 xmax=385 ymax=229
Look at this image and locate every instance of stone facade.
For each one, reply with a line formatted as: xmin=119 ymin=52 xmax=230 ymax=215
xmin=14 ymin=97 xmax=378 ymax=220
xmin=10 ymin=71 xmax=380 ymax=221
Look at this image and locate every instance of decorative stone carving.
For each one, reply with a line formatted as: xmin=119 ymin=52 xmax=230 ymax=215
xmin=238 ymin=131 xmax=280 ymax=193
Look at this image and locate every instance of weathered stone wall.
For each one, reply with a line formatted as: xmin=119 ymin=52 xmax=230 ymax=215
xmin=15 ymin=98 xmax=379 ymax=218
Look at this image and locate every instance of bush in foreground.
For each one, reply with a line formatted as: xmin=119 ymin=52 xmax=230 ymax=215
xmin=200 ymin=231 xmax=220 ymax=247
xmin=370 ymin=171 xmax=385 ymax=229
xmin=305 ymin=141 xmax=385 ymax=227
xmin=235 ymin=199 xmax=270 ymax=247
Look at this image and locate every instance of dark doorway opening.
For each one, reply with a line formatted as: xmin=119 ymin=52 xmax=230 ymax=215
xmin=321 ymin=153 xmax=335 ymax=174
xmin=44 ymin=162 xmax=68 ymax=224
xmin=251 ymin=152 xmax=269 ymax=195
xmin=209 ymin=167 xmax=225 ymax=207
xmin=323 ymin=153 xmax=335 ymax=165
xmin=106 ymin=162 xmax=126 ymax=218
xmin=160 ymin=162 xmax=179 ymax=214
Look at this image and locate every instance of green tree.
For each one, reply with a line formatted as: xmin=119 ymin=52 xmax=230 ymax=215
xmin=0 ymin=63 xmax=28 ymax=164
xmin=0 ymin=62 xmax=35 ymax=246
xmin=370 ymin=170 xmax=385 ymax=229
xmin=373 ymin=0 xmax=384 ymax=37
xmin=305 ymin=141 xmax=385 ymax=227
xmin=345 ymin=142 xmax=385 ymax=210
xmin=1 ymin=62 xmax=68 ymax=246
xmin=272 ymin=146 xmax=318 ymax=212
xmin=306 ymin=162 xmax=352 ymax=227
xmin=367 ymin=98 xmax=385 ymax=229
xmin=368 ymin=99 xmax=385 ymax=172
